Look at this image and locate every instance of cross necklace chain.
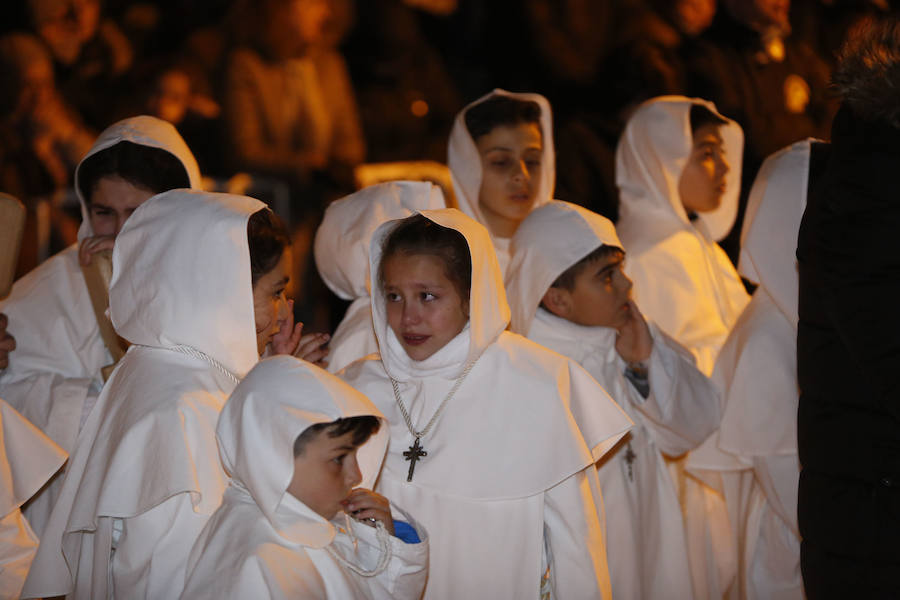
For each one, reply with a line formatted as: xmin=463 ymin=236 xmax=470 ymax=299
xmin=390 ymin=357 xmax=478 ymax=482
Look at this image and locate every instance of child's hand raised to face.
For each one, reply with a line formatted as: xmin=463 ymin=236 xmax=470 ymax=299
xmin=342 ymin=488 xmax=395 ymax=536
xmin=615 ymin=300 xmax=653 ymax=365
xmin=269 ymin=299 xmax=331 ymax=367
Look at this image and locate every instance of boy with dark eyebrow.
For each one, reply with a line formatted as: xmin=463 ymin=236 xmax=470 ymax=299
xmin=506 ymin=200 xmax=720 ymax=600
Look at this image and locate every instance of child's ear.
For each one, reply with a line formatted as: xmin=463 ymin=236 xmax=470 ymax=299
xmin=541 ymin=287 xmax=571 ymax=318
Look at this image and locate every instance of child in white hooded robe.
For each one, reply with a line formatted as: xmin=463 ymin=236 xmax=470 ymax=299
xmin=0 ymin=116 xmax=201 ymax=535
xmin=506 ymin=200 xmax=721 ymax=600
xmin=448 ymin=89 xmax=555 ymax=276
xmin=0 ymin=398 xmax=66 ymax=599
xmin=314 ymin=181 xmax=445 ymax=373
xmin=340 ymin=208 xmax=633 ymax=599
xmin=615 ymin=96 xmax=750 ymax=599
xmin=692 ymin=140 xmax=820 ymax=600
xmin=615 ymin=96 xmax=749 ymax=376
xmin=21 ymin=190 xmax=272 ymax=599
xmin=182 ymin=355 xmax=427 ymax=599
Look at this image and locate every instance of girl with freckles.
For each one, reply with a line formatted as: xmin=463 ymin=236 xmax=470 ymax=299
xmin=340 ymin=209 xmax=632 ymax=599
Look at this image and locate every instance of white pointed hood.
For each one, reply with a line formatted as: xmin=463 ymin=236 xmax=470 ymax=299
xmin=615 ymin=96 xmax=743 ymax=249
xmin=110 ymin=190 xmax=265 ymax=378
xmin=369 ymin=208 xmax=510 ymax=382
xmin=738 ymin=139 xmax=814 ymax=327
xmin=506 ymin=201 xmax=623 ymax=335
xmin=216 ymin=355 xmax=388 ymax=547
xmin=448 ymin=89 xmax=555 ymax=229
xmin=314 ymin=181 xmax=446 ymax=301
xmin=74 ymin=115 xmax=202 ymax=242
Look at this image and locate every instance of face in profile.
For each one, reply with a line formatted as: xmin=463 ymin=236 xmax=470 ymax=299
xmin=544 ymin=250 xmax=634 ymax=329
xmin=88 ymin=176 xmax=157 ymax=237
xmin=287 ymin=428 xmax=363 ymax=520
xmin=382 ymin=252 xmax=469 ymax=361
xmin=475 ymin=122 xmax=543 ymax=238
xmin=678 ymin=123 xmax=729 ymax=215
xmin=252 ymin=249 xmax=292 ymax=355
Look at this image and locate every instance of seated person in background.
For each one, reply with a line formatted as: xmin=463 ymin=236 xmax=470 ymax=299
xmin=0 ymin=398 xmax=66 ymax=600
xmin=0 ymin=32 xmax=95 ymax=273
xmin=447 ymin=89 xmax=554 ymax=275
xmin=183 ymin=355 xmax=427 ymax=599
xmin=0 ymin=115 xmax=200 ymax=537
xmin=313 ymin=180 xmax=445 ymax=373
xmin=506 ymin=200 xmax=720 ymax=600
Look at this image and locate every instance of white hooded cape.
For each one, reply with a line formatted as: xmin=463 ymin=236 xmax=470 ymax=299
xmin=615 ymin=96 xmax=749 ymax=376
xmin=182 ymin=355 xmax=428 ymax=599
xmin=693 ymin=140 xmax=813 ymax=600
xmin=340 ymin=208 xmax=632 ymax=599
xmin=506 ymin=200 xmax=722 ymax=600
xmin=22 ymin=189 xmax=265 ymax=599
xmin=0 ymin=116 xmax=201 ymax=536
xmin=0 ymin=399 xmax=66 ymax=599
xmin=314 ymin=181 xmax=445 ymax=373
xmin=447 ymin=89 xmax=555 ymax=275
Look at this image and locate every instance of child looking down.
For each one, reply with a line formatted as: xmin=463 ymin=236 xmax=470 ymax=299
xmin=183 ymin=356 xmax=427 ymax=599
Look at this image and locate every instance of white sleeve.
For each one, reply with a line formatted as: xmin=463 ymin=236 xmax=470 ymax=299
xmin=628 ymin=326 xmax=721 ymax=457
xmin=544 ymin=467 xmax=611 ymax=600
xmin=352 ymin=507 xmax=428 ymax=600
xmin=0 ymin=374 xmax=95 ymax=452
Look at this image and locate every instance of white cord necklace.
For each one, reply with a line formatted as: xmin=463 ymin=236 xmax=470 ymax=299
xmin=325 ymin=514 xmax=392 ymax=577
xmin=168 ymin=344 xmax=240 ymax=385
xmin=390 ymin=356 xmax=479 ymax=482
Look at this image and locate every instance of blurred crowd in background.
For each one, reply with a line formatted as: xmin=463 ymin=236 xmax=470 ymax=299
xmin=0 ymin=0 xmax=890 ymax=328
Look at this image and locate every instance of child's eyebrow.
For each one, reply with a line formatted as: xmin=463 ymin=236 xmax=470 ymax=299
xmin=595 ymin=258 xmax=624 ymax=275
xmin=274 ymin=276 xmax=289 ymax=287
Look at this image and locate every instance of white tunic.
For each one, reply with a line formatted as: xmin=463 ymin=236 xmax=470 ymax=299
xmin=0 ymin=399 xmax=66 ymax=599
xmin=341 ymin=208 xmax=633 ymax=599
xmin=695 ymin=140 xmax=813 ymax=600
xmin=615 ymin=96 xmax=750 ymax=599
xmin=21 ymin=190 xmax=265 ymax=599
xmin=0 ymin=116 xmax=201 ymax=536
xmin=182 ymin=356 xmax=428 ymax=599
xmin=447 ymin=89 xmax=555 ymax=276
xmin=314 ymin=181 xmax=445 ymax=373
xmin=507 ymin=200 xmax=721 ymax=599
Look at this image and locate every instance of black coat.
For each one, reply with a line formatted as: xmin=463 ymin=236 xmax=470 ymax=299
xmin=797 ymin=106 xmax=900 ymax=591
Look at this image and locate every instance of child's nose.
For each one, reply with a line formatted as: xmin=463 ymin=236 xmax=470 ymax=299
xmin=346 ymin=457 xmax=362 ymax=487
xmin=401 ymin=304 xmax=421 ymax=325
